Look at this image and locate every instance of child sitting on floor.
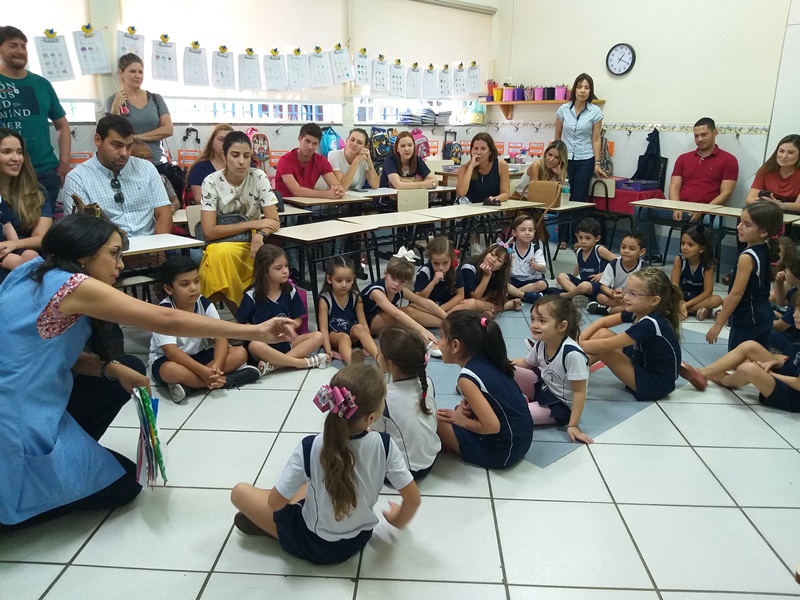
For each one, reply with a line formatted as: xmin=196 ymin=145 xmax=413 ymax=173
xmin=669 ymin=224 xmax=722 ymax=320
xmin=587 ymin=229 xmax=646 ymax=315
xmin=557 ymin=218 xmax=616 ymax=309
xmin=505 ymin=214 xmax=548 ymax=304
xmin=449 ymin=243 xmax=521 ymax=315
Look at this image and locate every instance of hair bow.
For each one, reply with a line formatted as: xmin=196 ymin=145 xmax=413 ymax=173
xmin=771 ymin=224 xmax=786 ymax=240
xmin=495 ymin=237 xmax=513 ymax=254
xmin=393 ymin=246 xmax=416 ymax=263
xmin=313 ymin=385 xmax=358 ymax=419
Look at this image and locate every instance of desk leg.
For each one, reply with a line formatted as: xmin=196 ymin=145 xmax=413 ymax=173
xmin=305 ymin=245 xmax=321 ymax=313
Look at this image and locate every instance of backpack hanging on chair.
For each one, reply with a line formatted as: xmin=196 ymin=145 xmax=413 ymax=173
xmin=442 ymin=129 xmax=462 ymax=165
xmin=598 ymin=129 xmax=613 ymax=176
xmin=320 ymin=127 xmax=344 ymax=157
xmin=411 ymin=128 xmax=430 ymax=159
xmin=370 ymin=127 xmax=392 ymax=162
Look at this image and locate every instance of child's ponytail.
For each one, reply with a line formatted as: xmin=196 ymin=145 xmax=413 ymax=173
xmin=441 ymin=311 xmax=515 ymax=379
xmin=630 ymin=268 xmax=683 ymax=339
xmin=378 ymin=326 xmax=432 ymax=415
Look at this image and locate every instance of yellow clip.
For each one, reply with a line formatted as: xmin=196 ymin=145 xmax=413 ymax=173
xmin=470 ymin=60 xmax=477 ymax=68
xmin=293 ymin=48 xmax=301 ymax=56
xmin=359 ymin=47 xmax=367 ymax=56
xmin=160 ymin=34 xmax=170 ymax=44
xmin=458 ymin=62 xmax=463 ymax=69
xmin=245 ymin=47 xmax=254 ymax=56
xmin=443 ymin=64 xmax=449 ymax=72
xmin=43 ymin=29 xmax=57 ymax=38
xmin=412 ymin=62 xmax=418 ymax=69
xmin=191 ymin=40 xmax=201 ymax=50
xmin=126 ymin=26 xmax=136 ymax=35
xmin=218 ymin=45 xmax=228 ymax=54
xmin=80 ymin=23 xmax=93 ymax=35
xmin=394 ymin=58 xmax=401 ymax=66
xmin=428 ymin=63 xmax=434 ymax=71
xmin=377 ymin=54 xmax=385 ymax=61
xmin=313 ymin=45 xmax=322 ymax=54
xmin=335 ymin=43 xmax=342 ymax=51
xmin=270 ymin=48 xmax=279 ymax=56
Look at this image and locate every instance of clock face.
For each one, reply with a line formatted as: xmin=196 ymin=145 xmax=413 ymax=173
xmin=606 ymin=43 xmax=635 ymax=75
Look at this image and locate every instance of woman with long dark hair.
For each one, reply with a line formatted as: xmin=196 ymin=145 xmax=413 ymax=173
xmin=455 ymin=132 xmax=510 ymax=203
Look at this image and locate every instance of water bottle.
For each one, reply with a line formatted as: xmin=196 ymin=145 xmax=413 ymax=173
xmin=561 ymin=178 xmax=571 ymax=206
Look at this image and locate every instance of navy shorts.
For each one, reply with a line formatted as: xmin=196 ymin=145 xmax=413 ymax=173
xmin=532 ymin=380 xmax=572 ymax=425
xmin=510 ymin=276 xmax=541 ymax=289
xmin=728 ymin=324 xmax=771 ymax=352
xmin=623 ymin=347 xmax=673 ymax=402
xmin=566 ymin=274 xmax=601 ymax=297
xmin=760 ymin=379 xmax=800 ymax=413
xmin=452 ymin=424 xmax=525 ymax=470
xmin=274 ymin=501 xmax=372 ymax=565
xmin=151 ymin=347 xmax=216 ymax=384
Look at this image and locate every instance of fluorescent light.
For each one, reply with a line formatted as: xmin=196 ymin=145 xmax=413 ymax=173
xmin=409 ymin=0 xmax=497 ymax=16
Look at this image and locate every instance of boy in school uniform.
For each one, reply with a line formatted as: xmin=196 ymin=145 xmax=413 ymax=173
xmin=587 ymin=230 xmax=647 ymax=315
xmin=556 ymin=218 xmax=617 ymax=309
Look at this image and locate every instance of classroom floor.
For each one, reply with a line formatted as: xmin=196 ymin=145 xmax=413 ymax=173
xmin=3 ymin=247 xmax=800 ymax=600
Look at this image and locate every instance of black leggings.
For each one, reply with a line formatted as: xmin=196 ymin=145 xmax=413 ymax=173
xmin=1 ymin=355 xmax=145 ymax=530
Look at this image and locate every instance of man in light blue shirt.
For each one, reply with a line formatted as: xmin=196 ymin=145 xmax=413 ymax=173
xmin=61 ymin=115 xmax=172 ymax=237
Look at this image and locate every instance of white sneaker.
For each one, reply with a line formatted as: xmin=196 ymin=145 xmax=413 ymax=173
xmin=168 ymin=383 xmax=186 ymax=404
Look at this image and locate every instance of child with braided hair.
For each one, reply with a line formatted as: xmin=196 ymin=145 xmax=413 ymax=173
xmin=373 ymin=325 xmax=440 ymax=480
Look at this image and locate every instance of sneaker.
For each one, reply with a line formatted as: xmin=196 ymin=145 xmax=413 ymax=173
xmin=233 ymin=512 xmax=275 ymax=538
xmin=523 ymin=338 xmax=535 ymax=352
xmin=721 ymin=274 xmax=731 ymax=286
xmin=522 ymin=292 xmax=542 ymax=304
xmin=645 ymin=253 xmax=663 ymax=264
xmin=571 ymin=295 xmax=589 ymax=309
xmin=306 ymin=353 xmax=329 ymax=369
xmin=427 ymin=341 xmax=442 ymax=358
xmin=168 ymin=383 xmax=186 ymax=404
xmin=586 ymin=301 xmax=609 ymax=315
xmin=224 ymin=365 xmax=260 ymax=389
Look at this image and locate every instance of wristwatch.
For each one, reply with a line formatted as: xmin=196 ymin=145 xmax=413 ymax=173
xmin=101 ymin=359 xmax=121 ymax=380
xmin=258 ymin=230 xmax=270 ymax=239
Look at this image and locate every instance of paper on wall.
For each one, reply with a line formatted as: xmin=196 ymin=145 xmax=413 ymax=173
xmin=238 ymin=53 xmax=262 ymax=90
xmin=467 ymin=64 xmax=481 ymax=93
xmin=406 ymin=67 xmax=421 ymax=98
xmin=438 ymin=68 xmax=452 ymax=98
xmin=389 ymin=62 xmax=405 ymax=97
xmin=422 ymin=67 xmax=438 ymax=99
xmin=371 ymin=58 xmax=388 ymax=92
xmin=287 ymin=53 xmax=309 ymax=90
xmin=152 ymin=41 xmax=178 ymax=81
xmin=453 ymin=67 xmax=467 ymax=96
xmin=264 ymin=54 xmax=288 ymax=91
xmin=72 ymin=31 xmax=112 ymax=75
xmin=34 ymin=36 xmax=74 ymax=82
xmin=354 ymin=53 xmax=370 ymax=86
xmin=212 ymin=51 xmax=235 ymax=89
xmin=116 ymin=31 xmax=144 ymax=62
xmin=183 ymin=47 xmax=209 ymax=86
xmin=309 ymin=52 xmax=333 ymax=88
xmin=330 ymin=49 xmax=353 ymax=84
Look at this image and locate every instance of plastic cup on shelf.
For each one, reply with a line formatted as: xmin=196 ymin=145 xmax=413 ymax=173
xmin=492 ymin=88 xmax=503 ymax=101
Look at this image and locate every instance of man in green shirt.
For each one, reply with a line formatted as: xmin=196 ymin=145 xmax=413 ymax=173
xmin=0 ymin=26 xmax=72 ymax=216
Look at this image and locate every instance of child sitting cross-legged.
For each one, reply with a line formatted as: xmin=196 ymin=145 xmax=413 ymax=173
xmin=586 ymin=229 xmax=647 ymax=316
xmin=149 ymin=255 xmax=260 ymax=403
xmin=449 ymin=243 xmax=521 ymax=316
xmin=505 ymin=214 xmax=548 ymax=304
xmin=556 ymin=218 xmax=616 ymax=309
xmin=669 ymin=224 xmax=722 ymax=320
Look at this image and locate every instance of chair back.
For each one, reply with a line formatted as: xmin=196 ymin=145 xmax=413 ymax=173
xmin=186 ymin=205 xmax=203 ymax=239
xmin=396 ymin=188 xmax=429 ymax=212
xmin=527 ymin=180 xmax=562 ymax=208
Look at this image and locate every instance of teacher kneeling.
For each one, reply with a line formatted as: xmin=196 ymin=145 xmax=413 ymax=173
xmin=0 ymin=214 xmax=296 ymax=529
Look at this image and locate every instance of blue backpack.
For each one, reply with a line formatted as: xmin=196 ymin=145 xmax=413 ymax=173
xmin=320 ymin=127 xmax=344 ymax=157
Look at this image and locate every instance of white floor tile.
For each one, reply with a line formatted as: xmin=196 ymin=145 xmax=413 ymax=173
xmin=0 ymin=511 xmax=106 ymax=563
xmin=665 ymin=382 xmax=743 ymax=405
xmin=509 ymin=588 xmax=659 ymax=600
xmin=165 ymin=430 xmax=276 ymax=488
xmin=100 ymin=427 xmax=176 ymax=463
xmin=660 ymin=403 xmax=791 ymax=448
xmin=201 ymin=573 xmax=354 ymax=599
xmin=74 ymin=488 xmax=233 ymax=571
xmin=495 ymin=500 xmax=651 ymax=588
xmin=0 ymin=563 xmax=63 ymax=600
xmin=490 ymin=446 xmax=612 ymax=503
xmin=751 ymin=405 xmax=800 ymax=448
xmin=661 ymin=594 xmax=800 ymax=600
xmin=745 ymin=508 xmax=800 ymax=570
xmin=301 ymin=363 xmax=341 ymax=390
xmin=594 ymin=404 xmax=687 ymax=445
xmin=357 ymin=580 xmax=507 ymax=599
xmin=281 ymin=388 xmax=328 ymax=433
xmin=620 ymin=504 xmax=799 ymax=594
xmin=416 ymin=452 xmax=490 ymax=498
xmin=360 ymin=496 xmax=503 ymax=583
xmin=183 ymin=388 xmax=297 ymax=431
xmin=253 ymin=432 xmax=309 ymax=489
xmin=46 ymin=566 xmax=206 ymax=599
xmin=591 ymin=445 xmax=733 ymax=506
xmin=697 ymin=448 xmax=800 ymax=507
xmin=247 ymin=368 xmax=309 ymax=391
xmin=111 ymin=391 xmax=203 ymax=430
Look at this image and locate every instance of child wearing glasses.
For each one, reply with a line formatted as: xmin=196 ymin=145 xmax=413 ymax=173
xmin=586 ymin=230 xmax=647 ymax=315
xmin=581 ymin=268 xmax=683 ymax=402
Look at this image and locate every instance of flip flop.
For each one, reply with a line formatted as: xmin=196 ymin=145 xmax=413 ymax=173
xmin=257 ymin=361 xmax=274 ymax=377
xmin=679 ymin=362 xmax=707 ymax=391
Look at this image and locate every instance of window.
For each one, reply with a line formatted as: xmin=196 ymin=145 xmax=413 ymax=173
xmin=164 ymin=99 xmax=340 ymax=124
xmin=353 ymin=96 xmax=460 ymax=125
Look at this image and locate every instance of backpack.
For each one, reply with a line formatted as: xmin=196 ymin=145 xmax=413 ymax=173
xmin=320 ymin=127 xmax=344 ymax=157
xmin=411 ymin=128 xmax=430 ymax=159
xmin=370 ymin=127 xmax=392 ymax=162
xmin=598 ymin=129 xmax=613 ymax=176
xmin=442 ymin=130 xmax=462 ymax=165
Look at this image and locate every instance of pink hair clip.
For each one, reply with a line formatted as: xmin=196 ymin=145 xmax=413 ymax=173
xmin=480 ymin=317 xmax=488 ymax=328
xmin=495 ymin=237 xmax=514 ymax=254
xmin=771 ymin=224 xmax=786 ymax=240
xmin=313 ymin=385 xmax=358 ymax=419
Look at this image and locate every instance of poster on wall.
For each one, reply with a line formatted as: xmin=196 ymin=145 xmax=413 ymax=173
xmin=72 ymin=31 xmax=112 ymax=75
xmin=330 ymin=48 xmax=353 ymax=84
xmin=238 ymin=53 xmax=261 ymax=90
xmin=453 ymin=66 xmax=467 ymax=96
xmin=34 ymin=36 xmax=74 ymax=82
xmin=309 ymin=51 xmax=333 ymax=88
xmin=406 ymin=66 xmax=421 ymax=98
xmin=421 ymin=67 xmax=437 ymax=99
xmin=467 ymin=63 xmax=481 ymax=93
xmin=371 ymin=57 xmax=388 ymax=92
xmin=152 ymin=41 xmax=178 ymax=81
xmin=212 ymin=51 xmax=235 ymax=89
xmin=264 ymin=54 xmax=288 ymax=90
xmin=389 ymin=62 xmax=405 ymax=97
xmin=183 ymin=47 xmax=209 ymax=86
xmin=438 ymin=68 xmax=452 ymax=98
xmin=354 ymin=52 xmax=370 ymax=86
xmin=287 ymin=53 xmax=309 ymax=90
xmin=116 ymin=30 xmax=144 ymax=61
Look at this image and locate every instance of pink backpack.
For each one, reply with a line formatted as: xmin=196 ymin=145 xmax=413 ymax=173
xmin=411 ymin=128 xmax=430 ymax=159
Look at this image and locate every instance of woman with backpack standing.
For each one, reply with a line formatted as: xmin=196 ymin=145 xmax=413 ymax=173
xmin=328 ymin=128 xmax=381 ymax=191
xmin=105 ymin=53 xmax=174 ymax=176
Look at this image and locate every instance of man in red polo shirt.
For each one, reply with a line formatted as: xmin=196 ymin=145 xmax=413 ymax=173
xmin=639 ymin=117 xmax=739 ymax=262
xmin=274 ymin=123 xmax=345 ymax=200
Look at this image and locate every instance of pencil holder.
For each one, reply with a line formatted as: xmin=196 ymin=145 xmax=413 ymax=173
xmin=555 ymin=86 xmax=568 ymax=100
xmin=534 ymin=86 xmax=545 ymax=101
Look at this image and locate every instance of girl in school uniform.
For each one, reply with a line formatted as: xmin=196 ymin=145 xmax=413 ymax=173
xmin=449 ymin=243 xmax=521 ymax=315
xmin=505 ymin=215 xmax=548 ymax=305
xmin=436 ymin=311 xmax=533 ymax=469
xmin=373 ymin=325 xmax=440 ymax=480
xmin=706 ymin=201 xmax=783 ymax=350
xmin=361 ymin=248 xmax=445 ymax=346
xmin=238 ymin=244 xmax=328 ymax=374
xmin=581 ymin=268 xmax=683 ymax=402
xmin=511 ymin=296 xmax=593 ymax=444
xmin=409 ymin=236 xmax=465 ymax=323
xmin=230 ymin=363 xmax=421 ymax=564
xmin=669 ymin=225 xmax=722 ymax=321
xmin=318 ymin=256 xmax=379 ymax=364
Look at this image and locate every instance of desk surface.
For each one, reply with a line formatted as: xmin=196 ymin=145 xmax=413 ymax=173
xmin=410 ymin=204 xmax=500 ymax=219
xmin=710 ymin=205 xmax=800 ymax=224
xmin=285 ymin=186 xmax=456 ymax=207
xmin=279 ymin=205 xmax=312 ymax=217
xmin=272 ymin=220 xmax=378 ymax=243
xmin=548 ymin=201 xmax=595 ymax=212
xmin=500 ymin=199 xmax=545 ymax=210
xmin=630 ymin=199 xmax=723 ymax=213
xmin=125 ymin=234 xmax=205 ymax=256
xmin=339 ymin=211 xmax=442 ymax=228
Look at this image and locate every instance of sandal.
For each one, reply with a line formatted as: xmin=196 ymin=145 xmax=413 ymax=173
xmin=559 ymin=242 xmax=568 ymax=251
xmin=696 ymin=308 xmax=709 ymax=321
xmin=305 ymin=353 xmax=329 ymax=369
xmin=679 ymin=362 xmax=707 ymax=391
xmin=257 ymin=361 xmax=275 ymax=377
xmin=513 ymin=298 xmax=522 ymax=311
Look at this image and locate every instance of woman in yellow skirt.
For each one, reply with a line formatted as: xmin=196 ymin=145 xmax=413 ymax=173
xmin=199 ymin=131 xmax=280 ymax=314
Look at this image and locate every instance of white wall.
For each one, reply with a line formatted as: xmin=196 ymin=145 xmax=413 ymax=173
xmin=767 ymin=0 xmax=800 ymax=151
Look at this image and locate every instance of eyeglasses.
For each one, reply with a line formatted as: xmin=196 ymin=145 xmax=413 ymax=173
xmin=101 ymin=245 xmax=124 ymax=263
xmin=621 ymin=287 xmax=653 ymax=299
xmin=110 ymin=177 xmax=124 ymax=204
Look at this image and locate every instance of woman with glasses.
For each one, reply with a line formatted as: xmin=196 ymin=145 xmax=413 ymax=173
xmin=0 ymin=214 xmax=296 ymax=530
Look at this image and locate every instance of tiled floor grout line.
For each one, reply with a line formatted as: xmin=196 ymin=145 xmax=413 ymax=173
xmin=194 ymin=526 xmax=236 ymax=600
xmin=484 ymin=469 xmax=512 ymax=600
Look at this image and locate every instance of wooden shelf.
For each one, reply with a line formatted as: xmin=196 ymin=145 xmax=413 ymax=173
xmin=479 ymin=99 xmax=606 ymax=120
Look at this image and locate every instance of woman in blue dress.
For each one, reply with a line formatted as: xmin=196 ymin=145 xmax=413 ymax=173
xmin=0 ymin=214 xmax=295 ymax=529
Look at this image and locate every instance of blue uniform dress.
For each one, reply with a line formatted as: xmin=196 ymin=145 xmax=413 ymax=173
xmin=0 ymin=260 xmax=125 ymax=525
xmin=679 ymin=257 xmax=707 ymax=302
xmin=620 ymin=311 xmax=681 ymax=402
xmin=459 ymin=262 xmax=504 ymax=305
xmin=414 ymin=263 xmax=464 ymax=305
xmin=361 ymin=278 xmax=402 ymax=324
xmin=238 ymin=286 xmax=306 ymax=353
xmin=567 ymin=244 xmax=608 ymax=296
xmin=453 ymin=356 xmax=533 ymax=469
xmin=728 ymin=243 xmax=772 ymax=351
xmin=770 ymin=308 xmax=800 ymax=355
xmin=320 ymin=291 xmax=358 ymax=333
xmin=761 ymin=349 xmax=800 ymax=413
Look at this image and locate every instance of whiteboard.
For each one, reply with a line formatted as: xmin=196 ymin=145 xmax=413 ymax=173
xmin=767 ymin=21 xmax=800 ymax=156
